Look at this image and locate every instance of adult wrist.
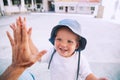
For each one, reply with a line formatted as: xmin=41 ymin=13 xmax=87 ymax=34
xmin=0 ymin=64 xmax=26 ymax=80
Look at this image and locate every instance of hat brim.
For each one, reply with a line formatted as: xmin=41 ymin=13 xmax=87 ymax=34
xmin=78 ymin=36 xmax=87 ymax=51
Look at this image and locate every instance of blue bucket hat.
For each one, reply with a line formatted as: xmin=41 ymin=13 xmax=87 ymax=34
xmin=49 ymin=19 xmax=87 ymax=51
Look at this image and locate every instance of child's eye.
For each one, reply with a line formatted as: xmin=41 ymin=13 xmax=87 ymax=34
xmin=56 ymin=38 xmax=61 ymax=41
xmin=68 ymin=40 xmax=73 ymax=43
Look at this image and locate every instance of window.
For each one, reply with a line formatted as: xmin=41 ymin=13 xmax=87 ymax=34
xmin=79 ymin=6 xmax=84 ymax=10
xmin=91 ymin=7 xmax=95 ymax=10
xmin=59 ymin=6 xmax=63 ymax=10
xmin=12 ymin=0 xmax=21 ymax=5
xmin=3 ymin=0 xmax=8 ymax=6
xmin=25 ymin=0 xmax=31 ymax=4
xmin=36 ymin=0 xmax=42 ymax=3
xmin=69 ymin=6 xmax=74 ymax=11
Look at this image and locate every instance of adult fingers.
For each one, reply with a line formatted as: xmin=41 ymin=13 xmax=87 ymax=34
xmin=19 ymin=16 xmax=23 ymax=26
xmin=10 ymin=24 xmax=17 ymax=44
xmin=18 ymin=16 xmax=26 ymax=25
xmin=16 ymin=18 xmax=22 ymax=44
xmin=27 ymin=27 xmax=32 ymax=38
xmin=36 ymin=50 xmax=47 ymax=61
xmin=23 ymin=17 xmax=26 ymax=26
xmin=6 ymin=31 xmax=16 ymax=63
xmin=10 ymin=24 xmax=16 ymax=31
xmin=19 ymin=17 xmax=26 ymax=28
xmin=21 ymin=18 xmax=28 ymax=43
xmin=6 ymin=31 xmax=14 ymax=47
xmin=9 ymin=24 xmax=17 ymax=63
xmin=16 ymin=17 xmax=26 ymax=44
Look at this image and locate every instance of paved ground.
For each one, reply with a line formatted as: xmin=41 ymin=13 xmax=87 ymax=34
xmin=0 ymin=13 xmax=120 ymax=80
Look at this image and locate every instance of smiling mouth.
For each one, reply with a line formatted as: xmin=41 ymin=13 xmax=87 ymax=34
xmin=59 ymin=48 xmax=68 ymax=53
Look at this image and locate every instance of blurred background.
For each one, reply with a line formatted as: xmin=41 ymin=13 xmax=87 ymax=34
xmin=0 ymin=0 xmax=120 ymax=22
xmin=0 ymin=0 xmax=120 ymax=80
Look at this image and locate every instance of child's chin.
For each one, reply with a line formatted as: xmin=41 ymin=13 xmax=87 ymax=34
xmin=60 ymin=53 xmax=71 ymax=57
xmin=58 ymin=52 xmax=67 ymax=57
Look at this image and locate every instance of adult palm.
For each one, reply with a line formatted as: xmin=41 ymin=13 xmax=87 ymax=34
xmin=7 ymin=17 xmax=46 ymax=68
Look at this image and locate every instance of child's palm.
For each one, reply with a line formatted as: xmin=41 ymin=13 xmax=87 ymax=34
xmin=98 ymin=77 xmax=108 ymax=80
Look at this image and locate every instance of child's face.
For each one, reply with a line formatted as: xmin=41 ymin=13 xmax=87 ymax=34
xmin=54 ymin=27 xmax=79 ymax=57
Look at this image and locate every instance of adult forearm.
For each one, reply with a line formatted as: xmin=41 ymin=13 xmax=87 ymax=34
xmin=0 ymin=65 xmax=26 ymax=80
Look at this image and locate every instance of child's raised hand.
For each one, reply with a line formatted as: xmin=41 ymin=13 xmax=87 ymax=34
xmin=98 ymin=77 xmax=109 ymax=80
xmin=7 ymin=17 xmax=47 ymax=68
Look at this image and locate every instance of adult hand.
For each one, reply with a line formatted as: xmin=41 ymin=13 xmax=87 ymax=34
xmin=27 ymin=26 xmax=40 ymax=58
xmin=7 ymin=17 xmax=46 ymax=68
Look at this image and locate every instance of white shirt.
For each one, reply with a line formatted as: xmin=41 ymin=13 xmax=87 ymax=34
xmin=40 ymin=48 xmax=92 ymax=80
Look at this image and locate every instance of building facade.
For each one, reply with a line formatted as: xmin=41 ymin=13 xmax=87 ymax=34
xmin=0 ymin=0 xmax=101 ymax=16
xmin=54 ymin=0 xmax=101 ymax=14
xmin=0 ymin=0 xmax=54 ymax=16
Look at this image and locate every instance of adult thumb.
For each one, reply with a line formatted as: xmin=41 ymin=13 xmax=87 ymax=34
xmin=36 ymin=50 xmax=47 ymax=60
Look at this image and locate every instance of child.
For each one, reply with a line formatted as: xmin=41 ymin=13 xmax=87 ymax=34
xmin=40 ymin=19 xmax=108 ymax=80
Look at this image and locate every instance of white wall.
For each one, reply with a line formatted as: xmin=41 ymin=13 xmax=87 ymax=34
xmin=0 ymin=0 xmax=4 ymax=11
xmin=4 ymin=6 xmax=20 ymax=13
xmin=102 ymin=0 xmax=120 ymax=22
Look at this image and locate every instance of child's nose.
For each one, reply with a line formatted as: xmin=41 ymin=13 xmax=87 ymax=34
xmin=61 ymin=41 xmax=67 ymax=47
